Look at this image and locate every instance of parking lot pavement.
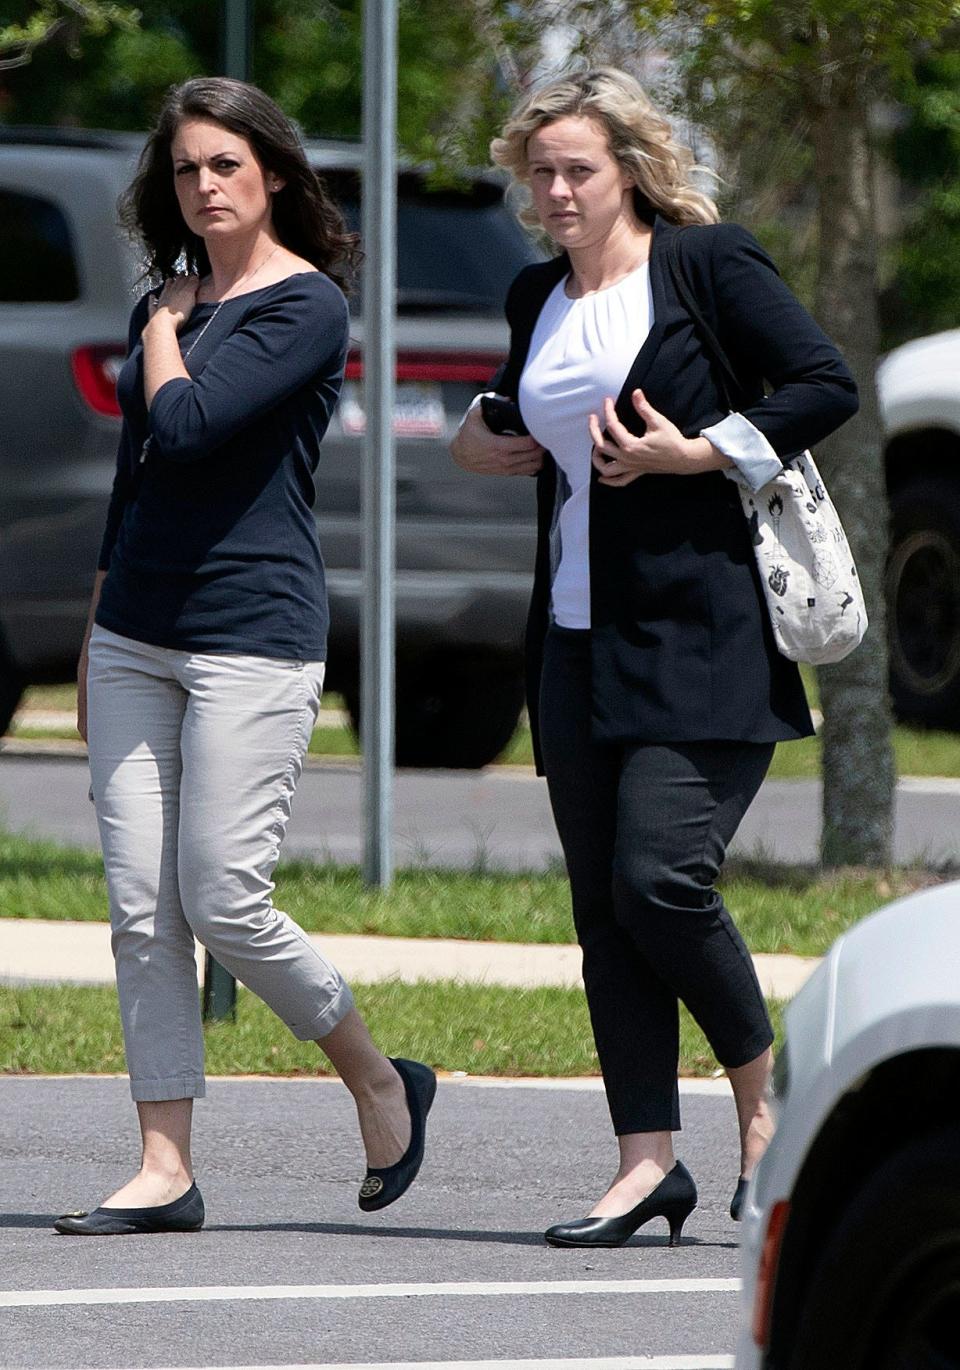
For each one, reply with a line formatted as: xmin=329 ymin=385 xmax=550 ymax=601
xmin=1 ymin=1076 xmax=744 ymax=1370
xmin=3 ymin=748 xmax=960 ymax=869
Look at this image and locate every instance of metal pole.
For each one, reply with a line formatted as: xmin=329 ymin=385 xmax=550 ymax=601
xmin=205 ymin=0 xmax=254 ymax=1019
xmin=202 ymin=952 xmax=237 ymax=1022
xmin=222 ymin=0 xmax=253 ymax=81
xmin=360 ymin=0 xmax=398 ymax=887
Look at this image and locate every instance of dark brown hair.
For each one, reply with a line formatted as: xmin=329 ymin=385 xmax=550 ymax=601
xmin=119 ymin=76 xmax=360 ymax=292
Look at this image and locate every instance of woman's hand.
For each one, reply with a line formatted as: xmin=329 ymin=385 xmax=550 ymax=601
xmin=77 ymin=646 xmax=89 ymax=743
xmin=76 ymin=570 xmax=105 ymax=744
xmin=450 ymin=402 xmax=545 ymax=477
xmin=146 ymin=274 xmax=201 ymax=333
xmin=589 ymin=389 xmax=731 ymax=487
xmin=142 ymin=278 xmax=197 ymax=405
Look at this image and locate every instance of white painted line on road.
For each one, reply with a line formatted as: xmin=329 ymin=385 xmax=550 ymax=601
xmin=128 ymin=1358 xmax=735 ymax=1370
xmin=449 ymin=1076 xmax=732 ymax=1096
xmin=1 ymin=1277 xmax=740 ymax=1309
xmin=3 ymin=1073 xmax=733 ymax=1093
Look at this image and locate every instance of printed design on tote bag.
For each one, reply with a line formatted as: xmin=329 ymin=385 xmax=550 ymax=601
xmin=811 ymin=553 xmax=838 ymax=589
xmin=738 ymin=449 xmax=868 ymax=665
xmin=768 ymin=564 xmax=790 ymax=597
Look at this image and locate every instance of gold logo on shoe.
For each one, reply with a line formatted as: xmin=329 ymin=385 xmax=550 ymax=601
xmin=360 ymin=1176 xmax=384 ymax=1199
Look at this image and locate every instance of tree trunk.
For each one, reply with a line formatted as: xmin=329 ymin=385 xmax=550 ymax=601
xmin=812 ymin=94 xmax=896 ymax=867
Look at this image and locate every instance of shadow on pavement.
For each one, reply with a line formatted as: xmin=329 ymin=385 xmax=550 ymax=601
xmin=203 ymin=1220 xmax=732 ymax=1249
xmin=0 ymin=1213 xmax=738 ymax=1251
xmin=0 ymin=1213 xmax=60 ymax=1228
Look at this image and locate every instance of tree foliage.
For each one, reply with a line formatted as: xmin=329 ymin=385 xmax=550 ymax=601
xmin=0 ymin=0 xmax=137 ymax=72
xmin=0 ymin=0 xmax=537 ymax=167
xmin=883 ymin=38 xmax=960 ymax=346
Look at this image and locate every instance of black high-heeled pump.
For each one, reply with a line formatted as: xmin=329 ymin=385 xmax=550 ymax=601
xmin=544 ymin=1161 xmax=698 ymax=1248
xmin=730 ymin=1175 xmax=748 ymax=1221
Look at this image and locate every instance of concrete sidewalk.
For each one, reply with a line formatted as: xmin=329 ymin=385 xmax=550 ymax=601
xmin=0 ymin=917 xmax=818 ymax=999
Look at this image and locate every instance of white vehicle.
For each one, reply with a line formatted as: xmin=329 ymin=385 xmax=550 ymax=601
xmin=735 ymin=881 xmax=960 ymax=1369
xmin=879 ymin=329 xmax=960 ymax=728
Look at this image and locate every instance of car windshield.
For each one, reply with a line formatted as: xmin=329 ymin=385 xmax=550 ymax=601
xmin=321 ymin=169 xmax=542 ymax=315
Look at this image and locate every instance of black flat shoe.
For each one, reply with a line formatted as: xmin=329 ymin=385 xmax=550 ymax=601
xmin=544 ymin=1161 xmax=698 ymax=1249
xmin=358 ymin=1057 xmax=437 ymax=1212
xmin=54 ymin=1182 xmax=204 ymax=1236
xmin=730 ymin=1175 xmax=748 ymax=1221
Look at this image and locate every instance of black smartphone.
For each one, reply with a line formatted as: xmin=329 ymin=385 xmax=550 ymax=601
xmin=480 ymin=394 xmax=529 ymax=437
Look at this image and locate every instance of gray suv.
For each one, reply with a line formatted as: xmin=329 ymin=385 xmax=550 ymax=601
xmin=0 ymin=127 xmax=541 ymax=767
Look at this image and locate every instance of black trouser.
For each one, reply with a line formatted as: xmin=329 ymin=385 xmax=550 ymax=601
xmin=539 ymin=625 xmax=775 ymax=1134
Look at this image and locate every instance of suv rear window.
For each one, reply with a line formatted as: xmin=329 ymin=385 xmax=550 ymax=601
xmin=322 ymin=170 xmax=539 ymax=315
xmin=0 ymin=191 xmax=80 ymax=302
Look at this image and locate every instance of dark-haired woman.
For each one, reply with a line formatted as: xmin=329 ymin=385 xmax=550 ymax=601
xmin=56 ymin=78 xmax=435 ymax=1236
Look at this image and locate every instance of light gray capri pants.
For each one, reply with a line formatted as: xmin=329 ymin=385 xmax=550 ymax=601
xmin=87 ymin=625 xmax=355 ymax=1102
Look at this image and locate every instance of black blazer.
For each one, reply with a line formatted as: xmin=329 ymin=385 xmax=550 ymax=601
xmin=496 ymin=215 xmax=860 ymax=772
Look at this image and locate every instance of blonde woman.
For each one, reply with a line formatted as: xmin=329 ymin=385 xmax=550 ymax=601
xmin=451 ymin=68 xmax=857 ymax=1247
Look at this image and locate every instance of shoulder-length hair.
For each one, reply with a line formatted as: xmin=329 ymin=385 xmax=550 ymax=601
xmin=119 ymin=76 xmax=360 ymax=293
xmin=490 ymin=67 xmax=719 ymax=232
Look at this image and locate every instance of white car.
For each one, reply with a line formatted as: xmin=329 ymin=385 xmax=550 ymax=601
xmin=735 ymin=881 xmax=960 ymax=1369
xmin=879 ymin=328 xmax=960 ymax=730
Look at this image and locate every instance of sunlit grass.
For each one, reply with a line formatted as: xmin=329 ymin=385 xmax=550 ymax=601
xmin=0 ymin=981 xmax=786 ymax=1080
xmin=0 ymin=830 xmax=946 ymax=958
xmin=15 ymin=681 xmax=960 ymax=778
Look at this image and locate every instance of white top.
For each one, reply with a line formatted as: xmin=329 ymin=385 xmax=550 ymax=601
xmin=510 ymin=265 xmax=784 ymax=629
xmin=519 ymin=264 xmax=654 ymax=628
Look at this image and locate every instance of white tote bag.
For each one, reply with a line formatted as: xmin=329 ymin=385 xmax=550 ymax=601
xmin=735 ymin=451 xmax=867 ymax=665
xmin=666 ymin=234 xmax=867 ymax=666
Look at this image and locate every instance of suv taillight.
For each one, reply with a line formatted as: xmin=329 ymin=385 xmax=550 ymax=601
xmin=345 ymin=349 xmax=503 ymax=384
xmin=71 ymin=345 xmax=125 ymax=417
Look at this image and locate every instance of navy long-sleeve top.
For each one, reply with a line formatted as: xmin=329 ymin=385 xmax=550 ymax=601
xmin=96 ymin=271 xmax=349 ymax=660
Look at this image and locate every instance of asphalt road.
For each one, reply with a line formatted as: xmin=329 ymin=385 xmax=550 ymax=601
xmin=1 ymin=1075 xmax=743 ymax=1370
xmin=1 ymin=750 xmax=959 ymax=869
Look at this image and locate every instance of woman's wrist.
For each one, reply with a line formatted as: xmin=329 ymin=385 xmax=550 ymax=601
xmin=684 ymin=435 xmax=732 ymax=472
xmin=143 ymin=307 xmax=181 ymax=338
xmin=142 ymin=312 xmax=190 ymax=405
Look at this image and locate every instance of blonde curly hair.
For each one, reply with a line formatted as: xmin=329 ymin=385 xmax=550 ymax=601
xmin=490 ymin=67 xmax=719 ymax=231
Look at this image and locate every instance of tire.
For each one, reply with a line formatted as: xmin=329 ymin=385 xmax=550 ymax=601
xmin=887 ymin=477 xmax=960 ymax=727
xmin=786 ymin=1124 xmax=960 ymax=1370
xmin=0 ymin=631 xmax=23 ymax=737
xmin=344 ymin=655 xmax=526 ymax=769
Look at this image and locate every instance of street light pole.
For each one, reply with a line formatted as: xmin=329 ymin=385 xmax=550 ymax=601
xmin=360 ymin=0 xmax=398 ymax=887
xmin=204 ymin=0 xmax=253 ymax=1021
xmin=222 ymin=0 xmax=253 ymax=81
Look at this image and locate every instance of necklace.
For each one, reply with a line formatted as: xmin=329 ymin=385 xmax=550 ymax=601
xmin=182 ymin=299 xmax=224 ymax=360
xmin=186 ymin=241 xmax=283 ymax=352
xmin=203 ymin=240 xmax=283 ymax=307
xmin=139 ymin=242 xmax=282 ymax=466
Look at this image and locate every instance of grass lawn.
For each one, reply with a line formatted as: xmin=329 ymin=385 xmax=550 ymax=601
xmin=0 ymin=980 xmax=786 ymax=1079
xmin=12 ymin=682 xmax=960 ymax=778
xmin=0 ymin=829 xmax=947 ymax=958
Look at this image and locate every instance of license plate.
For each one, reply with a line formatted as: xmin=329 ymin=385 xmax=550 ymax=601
xmin=338 ymin=380 xmax=446 ymax=439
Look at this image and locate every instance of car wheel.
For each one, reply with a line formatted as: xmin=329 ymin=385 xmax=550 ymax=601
xmin=887 ymin=477 xmax=960 ymax=727
xmin=786 ymin=1124 xmax=960 ymax=1370
xmin=0 ymin=633 xmax=23 ymax=737
xmin=344 ymin=656 xmax=526 ymax=769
